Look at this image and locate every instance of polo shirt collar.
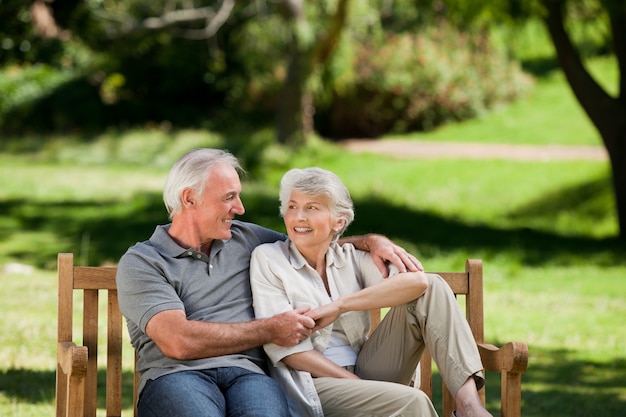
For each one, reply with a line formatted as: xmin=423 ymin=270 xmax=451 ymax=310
xmin=149 ymin=224 xmax=225 ymax=261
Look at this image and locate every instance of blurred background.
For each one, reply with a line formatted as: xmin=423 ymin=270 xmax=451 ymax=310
xmin=1 ymin=1 xmax=624 ymax=416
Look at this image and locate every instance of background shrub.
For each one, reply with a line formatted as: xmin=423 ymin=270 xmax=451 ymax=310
xmin=316 ymin=23 xmax=534 ymax=138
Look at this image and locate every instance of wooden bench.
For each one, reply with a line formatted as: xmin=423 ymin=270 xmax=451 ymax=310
xmin=56 ymin=253 xmax=528 ymax=417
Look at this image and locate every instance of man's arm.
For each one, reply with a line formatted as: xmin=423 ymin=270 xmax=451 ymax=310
xmin=339 ymin=233 xmax=423 ymax=277
xmin=145 ymin=308 xmax=315 ymax=360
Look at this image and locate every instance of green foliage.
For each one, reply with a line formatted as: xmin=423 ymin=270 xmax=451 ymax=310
xmin=0 ymin=0 xmax=615 ymax=141
xmin=0 ymin=64 xmax=77 ymax=129
xmin=317 ymin=23 xmax=533 ymax=138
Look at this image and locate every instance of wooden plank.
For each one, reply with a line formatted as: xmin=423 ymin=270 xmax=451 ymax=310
xmin=67 ymin=367 xmax=86 ymax=417
xmin=74 ymin=267 xmax=118 ymax=290
xmin=56 ymin=253 xmax=75 ymax=417
xmin=57 ymin=253 xmax=74 ymax=341
xmin=133 ymin=354 xmax=139 ymax=417
xmin=107 ymin=290 xmax=123 ymax=416
xmin=83 ymin=289 xmax=99 ymax=417
xmin=465 ymin=259 xmax=484 ymax=343
xmin=435 ymin=272 xmax=469 ymax=294
xmin=419 ymin=349 xmax=433 ymax=398
xmin=502 ymin=371 xmax=522 ymax=417
xmin=443 ymin=386 xmax=454 ymax=417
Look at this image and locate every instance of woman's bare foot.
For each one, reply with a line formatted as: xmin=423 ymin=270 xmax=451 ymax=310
xmin=453 ymin=378 xmax=493 ymax=417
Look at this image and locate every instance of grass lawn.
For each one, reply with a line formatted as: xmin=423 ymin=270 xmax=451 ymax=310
xmin=2 ymin=142 xmax=624 ymax=416
xmin=398 ymin=56 xmax=616 ymax=146
xmin=1 ymin=56 xmax=624 ymax=416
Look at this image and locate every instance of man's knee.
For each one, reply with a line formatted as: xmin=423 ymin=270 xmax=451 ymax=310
xmin=224 ymin=370 xmax=289 ymax=417
xmin=138 ymin=371 xmax=224 ymax=417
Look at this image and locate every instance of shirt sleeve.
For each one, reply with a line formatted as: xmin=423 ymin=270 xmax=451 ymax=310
xmin=116 ymin=247 xmax=184 ymax=333
xmin=349 ymin=246 xmax=399 ymax=289
xmin=250 ymin=243 xmax=314 ymax=365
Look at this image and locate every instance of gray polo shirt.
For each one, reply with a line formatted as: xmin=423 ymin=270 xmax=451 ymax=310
xmin=116 ymin=221 xmax=285 ymax=395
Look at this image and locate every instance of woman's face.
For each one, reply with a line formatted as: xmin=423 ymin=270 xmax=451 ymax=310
xmin=283 ymin=190 xmax=343 ymax=252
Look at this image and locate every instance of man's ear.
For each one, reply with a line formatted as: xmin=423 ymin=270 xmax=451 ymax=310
xmin=181 ymin=188 xmax=196 ymax=208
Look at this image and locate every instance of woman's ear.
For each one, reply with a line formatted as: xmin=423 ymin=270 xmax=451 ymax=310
xmin=334 ymin=218 xmax=346 ymax=233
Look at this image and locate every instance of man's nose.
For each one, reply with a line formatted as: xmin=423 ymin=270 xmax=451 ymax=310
xmin=233 ymin=197 xmax=245 ymax=215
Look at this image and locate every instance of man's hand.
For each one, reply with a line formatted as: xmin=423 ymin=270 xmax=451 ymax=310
xmin=269 ymin=307 xmax=316 ymax=347
xmin=365 ymin=234 xmax=423 ymax=277
xmin=306 ymin=303 xmax=342 ymax=332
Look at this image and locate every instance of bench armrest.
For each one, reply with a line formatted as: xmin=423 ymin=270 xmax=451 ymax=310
xmin=57 ymin=341 xmax=88 ymax=377
xmin=56 ymin=341 xmax=89 ymax=417
xmin=478 ymin=341 xmax=528 ymax=374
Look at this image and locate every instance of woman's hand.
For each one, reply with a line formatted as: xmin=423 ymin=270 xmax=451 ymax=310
xmin=306 ymin=302 xmax=342 ymax=331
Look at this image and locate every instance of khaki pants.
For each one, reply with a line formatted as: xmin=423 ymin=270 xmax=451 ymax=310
xmin=314 ymin=376 xmax=437 ymax=417
xmin=314 ymin=274 xmax=484 ymax=417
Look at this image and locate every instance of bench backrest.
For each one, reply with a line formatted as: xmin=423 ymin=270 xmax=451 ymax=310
xmin=56 ymin=252 xmax=485 ymax=417
xmin=56 ymin=252 xmax=138 ymax=417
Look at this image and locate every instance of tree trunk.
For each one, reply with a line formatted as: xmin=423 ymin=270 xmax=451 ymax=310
xmin=544 ymin=0 xmax=626 ymax=238
xmin=277 ymin=30 xmax=313 ymax=146
xmin=276 ymin=0 xmax=350 ymax=146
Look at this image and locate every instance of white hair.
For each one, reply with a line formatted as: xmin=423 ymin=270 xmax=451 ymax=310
xmin=279 ymin=167 xmax=354 ymax=240
xmin=163 ymin=148 xmax=242 ymax=219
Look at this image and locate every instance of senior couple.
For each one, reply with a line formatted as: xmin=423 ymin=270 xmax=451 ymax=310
xmin=116 ymin=148 xmax=491 ymax=417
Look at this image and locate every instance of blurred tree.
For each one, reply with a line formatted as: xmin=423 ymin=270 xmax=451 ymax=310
xmin=275 ymin=0 xmax=350 ymax=146
xmin=34 ymin=0 xmax=351 ymax=146
xmin=542 ymin=0 xmax=626 ymax=239
xmin=418 ymin=0 xmax=625 ymax=238
xmin=497 ymin=0 xmax=625 ymax=238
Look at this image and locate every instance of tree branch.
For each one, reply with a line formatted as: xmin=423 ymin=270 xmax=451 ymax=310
xmin=109 ymin=0 xmax=237 ymax=40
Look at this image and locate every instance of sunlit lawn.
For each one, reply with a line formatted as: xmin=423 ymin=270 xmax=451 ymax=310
xmin=1 ymin=55 xmax=624 ymax=416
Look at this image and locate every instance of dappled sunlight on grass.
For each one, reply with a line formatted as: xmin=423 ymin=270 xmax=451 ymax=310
xmin=1 ymin=120 xmax=624 ymax=416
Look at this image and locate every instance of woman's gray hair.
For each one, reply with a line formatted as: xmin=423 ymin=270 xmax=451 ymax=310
xmin=279 ymin=167 xmax=354 ymax=241
xmin=163 ymin=148 xmax=242 ymax=219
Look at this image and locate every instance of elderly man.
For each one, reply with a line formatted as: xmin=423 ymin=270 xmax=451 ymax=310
xmin=116 ymin=148 xmax=421 ymax=417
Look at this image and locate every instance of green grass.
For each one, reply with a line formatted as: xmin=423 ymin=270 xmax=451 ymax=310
xmin=397 ymin=55 xmax=617 ymax=146
xmin=2 ymin=142 xmax=624 ymax=416
xmin=1 ymin=56 xmax=624 ymax=416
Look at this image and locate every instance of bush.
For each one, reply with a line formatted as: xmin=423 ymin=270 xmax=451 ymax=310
xmin=0 ymin=65 xmax=76 ymax=129
xmin=316 ymin=23 xmax=534 ymax=138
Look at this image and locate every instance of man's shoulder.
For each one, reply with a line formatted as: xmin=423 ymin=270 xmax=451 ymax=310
xmin=120 ymin=239 xmax=153 ymax=260
xmin=231 ymin=220 xmax=285 ymax=244
xmin=231 ymin=220 xmax=272 ymax=233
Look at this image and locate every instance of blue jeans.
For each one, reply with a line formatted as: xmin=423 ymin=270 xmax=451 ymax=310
xmin=138 ymin=367 xmax=289 ymax=417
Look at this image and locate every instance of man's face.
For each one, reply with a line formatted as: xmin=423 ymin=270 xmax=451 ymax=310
xmin=194 ymin=163 xmax=245 ymax=242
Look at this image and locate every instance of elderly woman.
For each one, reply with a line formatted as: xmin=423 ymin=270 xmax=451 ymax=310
xmin=250 ymin=167 xmax=491 ymax=417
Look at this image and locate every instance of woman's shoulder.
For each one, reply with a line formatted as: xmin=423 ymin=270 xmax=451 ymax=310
xmin=332 ymin=241 xmax=366 ymax=256
xmin=330 ymin=241 xmax=371 ymax=264
xmin=252 ymin=238 xmax=289 ymax=257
